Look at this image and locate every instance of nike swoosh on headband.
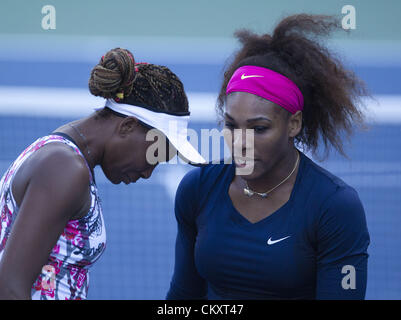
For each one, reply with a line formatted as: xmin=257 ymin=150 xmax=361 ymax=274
xmin=227 ymin=66 xmax=304 ymax=114
xmin=241 ymin=74 xmax=264 ymax=80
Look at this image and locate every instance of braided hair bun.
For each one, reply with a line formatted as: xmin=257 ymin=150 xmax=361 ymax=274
xmin=89 ymin=48 xmax=136 ymax=99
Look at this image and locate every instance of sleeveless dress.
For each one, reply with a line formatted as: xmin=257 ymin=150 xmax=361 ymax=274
xmin=0 ymin=134 xmax=106 ymax=300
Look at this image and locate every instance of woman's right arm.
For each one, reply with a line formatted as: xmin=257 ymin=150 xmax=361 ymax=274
xmin=166 ymin=169 xmax=208 ymax=300
xmin=0 ymin=146 xmax=90 ymax=299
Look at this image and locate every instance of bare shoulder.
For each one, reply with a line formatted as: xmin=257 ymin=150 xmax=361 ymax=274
xmin=29 ymin=142 xmax=89 ymax=179
xmin=12 ymin=142 xmax=90 ymax=208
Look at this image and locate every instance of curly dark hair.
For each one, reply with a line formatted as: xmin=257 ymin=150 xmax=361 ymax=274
xmin=217 ymin=14 xmax=370 ymax=159
xmin=89 ymin=47 xmax=189 ymax=115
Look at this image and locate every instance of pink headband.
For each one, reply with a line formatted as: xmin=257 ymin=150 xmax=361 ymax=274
xmin=226 ymin=65 xmax=304 ymax=114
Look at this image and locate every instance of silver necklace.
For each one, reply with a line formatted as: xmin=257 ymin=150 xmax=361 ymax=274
xmin=243 ymin=150 xmax=300 ymax=198
xmin=68 ymin=123 xmax=92 ymax=162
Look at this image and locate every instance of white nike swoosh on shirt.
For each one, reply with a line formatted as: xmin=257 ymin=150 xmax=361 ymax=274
xmin=241 ymin=74 xmax=264 ymax=80
xmin=267 ymin=236 xmax=291 ymax=245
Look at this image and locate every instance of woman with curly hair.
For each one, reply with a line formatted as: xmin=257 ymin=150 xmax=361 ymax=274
xmin=0 ymin=48 xmax=205 ymax=300
xmin=167 ymin=14 xmax=370 ymax=300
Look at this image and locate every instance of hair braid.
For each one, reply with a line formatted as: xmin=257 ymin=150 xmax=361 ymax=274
xmin=89 ymin=48 xmax=136 ymax=99
xmin=89 ymin=49 xmax=188 ymax=115
xmin=125 ymin=63 xmax=188 ymax=113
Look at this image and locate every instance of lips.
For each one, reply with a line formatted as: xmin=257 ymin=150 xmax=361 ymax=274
xmin=234 ymin=158 xmax=257 ymax=168
xmin=234 ymin=159 xmax=247 ymax=168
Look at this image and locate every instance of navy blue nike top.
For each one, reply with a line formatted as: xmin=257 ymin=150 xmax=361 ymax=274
xmin=166 ymin=152 xmax=370 ymax=300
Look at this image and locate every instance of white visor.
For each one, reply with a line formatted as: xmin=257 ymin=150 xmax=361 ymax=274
xmin=103 ymin=99 xmax=206 ymax=164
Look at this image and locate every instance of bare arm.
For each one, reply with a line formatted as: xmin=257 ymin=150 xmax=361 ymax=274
xmin=0 ymin=145 xmax=90 ymax=299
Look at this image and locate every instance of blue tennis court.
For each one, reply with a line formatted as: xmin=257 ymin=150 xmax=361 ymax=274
xmin=0 ymin=57 xmax=400 ymax=299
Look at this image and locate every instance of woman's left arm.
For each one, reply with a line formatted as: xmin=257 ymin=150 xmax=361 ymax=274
xmin=315 ymin=187 xmax=370 ymax=300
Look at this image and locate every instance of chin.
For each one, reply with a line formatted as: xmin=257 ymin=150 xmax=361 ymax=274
xmin=238 ymin=172 xmax=260 ymax=181
xmin=101 ymin=167 xmax=120 ymax=184
xmin=234 ymin=161 xmax=262 ymax=179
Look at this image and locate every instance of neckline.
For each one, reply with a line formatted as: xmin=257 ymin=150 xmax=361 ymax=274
xmin=224 ymin=151 xmax=306 ymax=227
xmin=51 ymin=132 xmax=96 ymax=184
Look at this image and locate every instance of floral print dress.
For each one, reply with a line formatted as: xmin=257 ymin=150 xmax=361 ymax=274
xmin=0 ymin=135 xmax=106 ymax=299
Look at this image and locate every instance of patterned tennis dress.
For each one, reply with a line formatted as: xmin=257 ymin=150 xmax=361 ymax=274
xmin=0 ymin=135 xmax=106 ymax=300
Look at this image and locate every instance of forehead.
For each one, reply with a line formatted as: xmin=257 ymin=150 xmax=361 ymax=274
xmin=225 ymin=92 xmax=287 ymax=120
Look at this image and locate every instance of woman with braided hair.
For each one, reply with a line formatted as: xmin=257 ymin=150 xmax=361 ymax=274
xmin=0 ymin=48 xmax=205 ymax=299
xmin=167 ymin=14 xmax=370 ymax=300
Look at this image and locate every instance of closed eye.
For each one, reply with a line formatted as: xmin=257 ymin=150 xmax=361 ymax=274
xmin=224 ymin=121 xmax=236 ymax=130
xmin=253 ymin=126 xmax=269 ymax=133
